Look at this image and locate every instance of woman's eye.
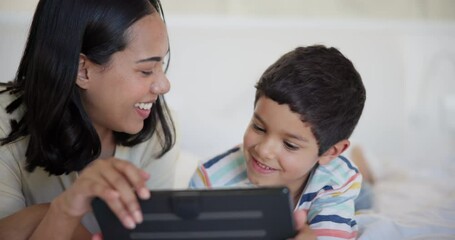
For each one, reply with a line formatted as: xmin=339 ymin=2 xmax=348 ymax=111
xmin=141 ymin=71 xmax=153 ymax=76
xmin=284 ymin=141 xmax=299 ymax=151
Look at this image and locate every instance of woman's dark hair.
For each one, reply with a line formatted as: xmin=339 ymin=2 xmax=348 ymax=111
xmin=0 ymin=0 xmax=175 ymax=175
xmin=255 ymin=45 xmax=366 ymax=155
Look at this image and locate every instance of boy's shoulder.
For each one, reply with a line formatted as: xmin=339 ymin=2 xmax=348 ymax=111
xmin=306 ymin=155 xmax=360 ymax=193
xmin=198 ymin=145 xmax=249 ymax=187
xmin=297 ymin=155 xmax=361 ymax=210
xmin=201 ymin=145 xmax=244 ymax=169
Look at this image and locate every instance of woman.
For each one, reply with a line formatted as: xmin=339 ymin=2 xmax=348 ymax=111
xmin=0 ymin=0 xmax=178 ymax=239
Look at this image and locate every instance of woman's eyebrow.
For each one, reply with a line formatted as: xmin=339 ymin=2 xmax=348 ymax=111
xmin=136 ymin=56 xmax=162 ymax=63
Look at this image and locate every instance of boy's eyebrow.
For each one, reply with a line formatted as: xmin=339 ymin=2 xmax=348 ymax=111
xmin=136 ymin=56 xmax=162 ymax=63
xmin=253 ymin=113 xmax=265 ymax=123
xmin=286 ymin=133 xmax=309 ymax=143
xmin=254 ymin=113 xmax=309 ymax=143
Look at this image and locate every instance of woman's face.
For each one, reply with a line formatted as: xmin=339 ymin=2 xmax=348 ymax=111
xmin=78 ymin=13 xmax=170 ymax=136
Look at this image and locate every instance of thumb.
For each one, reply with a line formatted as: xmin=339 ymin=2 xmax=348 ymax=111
xmin=294 ymin=209 xmax=308 ymax=231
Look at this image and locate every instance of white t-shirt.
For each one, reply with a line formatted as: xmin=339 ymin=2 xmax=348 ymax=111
xmin=0 ymin=89 xmax=180 ymax=233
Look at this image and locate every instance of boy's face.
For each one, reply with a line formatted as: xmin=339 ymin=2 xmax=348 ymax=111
xmin=243 ymin=96 xmax=322 ymax=198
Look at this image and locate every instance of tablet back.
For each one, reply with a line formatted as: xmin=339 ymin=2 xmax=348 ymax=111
xmin=92 ymin=187 xmax=296 ymax=240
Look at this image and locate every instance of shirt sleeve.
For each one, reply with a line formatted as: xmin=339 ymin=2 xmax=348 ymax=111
xmin=0 ymin=116 xmax=26 ymax=219
xmin=306 ymin=172 xmax=362 ymax=240
xmin=188 ymin=164 xmax=210 ymax=189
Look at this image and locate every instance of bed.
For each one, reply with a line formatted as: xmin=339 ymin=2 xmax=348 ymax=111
xmin=354 ymin=148 xmax=455 ymax=239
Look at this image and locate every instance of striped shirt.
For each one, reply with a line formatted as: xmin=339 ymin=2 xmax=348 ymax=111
xmin=189 ymin=145 xmax=361 ymax=240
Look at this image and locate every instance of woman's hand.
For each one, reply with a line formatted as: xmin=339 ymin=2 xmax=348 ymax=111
xmin=91 ymin=233 xmax=103 ymax=240
xmin=288 ymin=209 xmax=317 ymax=240
xmin=56 ymin=157 xmax=151 ymax=229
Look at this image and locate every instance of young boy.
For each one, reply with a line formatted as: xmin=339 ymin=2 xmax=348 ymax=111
xmin=189 ymin=45 xmax=366 ymax=239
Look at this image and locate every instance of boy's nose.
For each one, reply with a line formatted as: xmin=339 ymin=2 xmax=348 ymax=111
xmin=256 ymin=138 xmax=277 ymax=162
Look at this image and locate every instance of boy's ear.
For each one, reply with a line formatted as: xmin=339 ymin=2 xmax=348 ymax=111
xmin=76 ymin=54 xmax=90 ymax=89
xmin=318 ymin=139 xmax=350 ymax=165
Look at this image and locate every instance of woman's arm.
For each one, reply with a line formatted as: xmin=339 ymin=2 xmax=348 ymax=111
xmin=0 ymin=204 xmax=49 ymax=239
xmin=0 ymin=203 xmax=93 ymax=240
xmin=0 ymin=157 xmax=150 ymax=240
xmin=28 ymin=157 xmax=150 ymax=239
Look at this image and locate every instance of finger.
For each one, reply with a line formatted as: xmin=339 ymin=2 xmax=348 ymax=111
xmin=60 ymin=176 xmax=119 ymax=218
xmin=92 ymin=233 xmax=103 ymax=240
xmin=112 ymin=159 xmax=151 ymax=200
xmin=78 ymin=169 xmax=139 ymax=229
xmin=99 ymin=163 xmax=143 ymax=225
xmin=101 ymin=190 xmax=137 ymax=229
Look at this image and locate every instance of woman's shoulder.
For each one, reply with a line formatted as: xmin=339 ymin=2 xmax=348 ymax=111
xmin=0 ymin=86 xmax=23 ymax=133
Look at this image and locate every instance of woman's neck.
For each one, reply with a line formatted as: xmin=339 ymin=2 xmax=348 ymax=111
xmin=96 ymin=127 xmax=116 ymax=159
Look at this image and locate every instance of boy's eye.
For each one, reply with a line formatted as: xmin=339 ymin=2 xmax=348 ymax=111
xmin=284 ymin=141 xmax=299 ymax=151
xmin=252 ymin=123 xmax=265 ymax=133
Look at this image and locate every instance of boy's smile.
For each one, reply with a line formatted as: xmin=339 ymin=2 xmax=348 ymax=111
xmin=243 ymin=96 xmax=322 ymax=201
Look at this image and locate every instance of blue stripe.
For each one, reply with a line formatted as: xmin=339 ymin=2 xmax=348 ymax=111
xmin=339 ymin=155 xmax=359 ymax=173
xmin=203 ymin=146 xmax=240 ymax=169
xmin=310 ymin=214 xmax=357 ymax=227
xmin=322 ymin=185 xmax=333 ymax=191
xmin=298 ymin=186 xmax=333 ymax=206
xmin=299 ymin=192 xmax=317 ymax=205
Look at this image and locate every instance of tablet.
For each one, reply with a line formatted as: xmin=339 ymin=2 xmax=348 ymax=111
xmin=92 ymin=187 xmax=296 ymax=240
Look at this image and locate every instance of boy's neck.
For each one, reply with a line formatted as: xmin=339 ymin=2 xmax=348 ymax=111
xmin=292 ymin=173 xmax=311 ymax=208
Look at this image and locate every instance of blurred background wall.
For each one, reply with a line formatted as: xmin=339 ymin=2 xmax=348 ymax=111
xmin=1 ymin=0 xmax=454 ymax=170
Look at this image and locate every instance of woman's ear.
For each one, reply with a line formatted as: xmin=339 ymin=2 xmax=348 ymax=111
xmin=318 ymin=139 xmax=350 ymax=165
xmin=76 ymin=54 xmax=90 ymax=89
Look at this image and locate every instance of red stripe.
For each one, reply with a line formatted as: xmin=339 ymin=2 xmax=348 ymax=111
xmin=314 ymin=229 xmax=357 ymax=239
xmin=200 ymin=167 xmax=212 ymax=187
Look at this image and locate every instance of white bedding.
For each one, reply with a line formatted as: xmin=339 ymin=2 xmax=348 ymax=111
xmin=356 ymin=153 xmax=455 ymax=240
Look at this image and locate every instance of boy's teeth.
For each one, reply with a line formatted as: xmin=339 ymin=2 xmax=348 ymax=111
xmin=257 ymin=160 xmax=274 ymax=170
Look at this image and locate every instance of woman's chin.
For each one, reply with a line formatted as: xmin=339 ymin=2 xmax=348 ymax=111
xmin=121 ymin=123 xmax=144 ymax=135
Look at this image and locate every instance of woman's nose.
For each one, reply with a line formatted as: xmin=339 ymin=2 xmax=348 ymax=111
xmin=150 ymin=73 xmax=170 ymax=95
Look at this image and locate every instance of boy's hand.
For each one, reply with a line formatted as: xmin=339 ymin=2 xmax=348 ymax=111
xmin=288 ymin=209 xmax=317 ymax=240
